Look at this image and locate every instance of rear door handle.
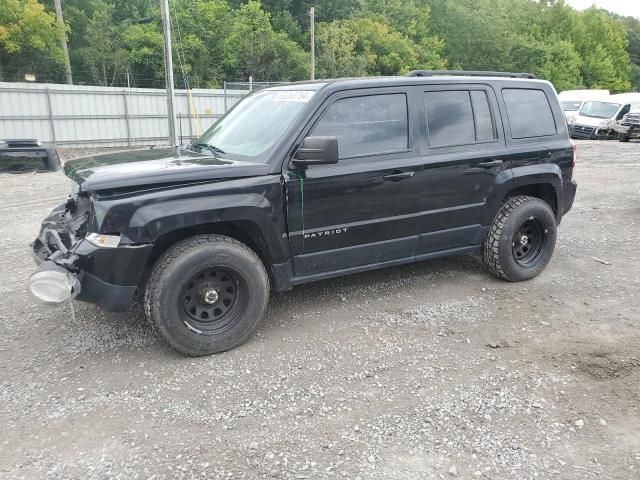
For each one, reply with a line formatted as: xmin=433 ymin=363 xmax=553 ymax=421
xmin=383 ymin=171 xmax=415 ymax=181
xmin=477 ymin=159 xmax=503 ymax=168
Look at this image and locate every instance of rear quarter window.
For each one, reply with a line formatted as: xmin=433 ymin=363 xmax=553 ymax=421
xmin=503 ymin=88 xmax=557 ymax=139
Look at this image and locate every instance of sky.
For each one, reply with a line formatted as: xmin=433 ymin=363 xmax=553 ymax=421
xmin=565 ymin=0 xmax=640 ymax=19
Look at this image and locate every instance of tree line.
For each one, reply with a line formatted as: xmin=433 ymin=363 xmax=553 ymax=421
xmin=1 ymin=0 xmax=639 ymax=92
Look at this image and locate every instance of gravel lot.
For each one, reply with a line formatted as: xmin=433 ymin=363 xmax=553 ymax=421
xmin=1 ymin=141 xmax=639 ymax=479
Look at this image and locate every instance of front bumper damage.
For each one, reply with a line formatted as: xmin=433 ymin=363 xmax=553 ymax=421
xmin=29 ymin=203 xmax=152 ymax=311
xmin=615 ymin=122 xmax=640 ymax=138
xmin=569 ymin=123 xmax=615 ymax=140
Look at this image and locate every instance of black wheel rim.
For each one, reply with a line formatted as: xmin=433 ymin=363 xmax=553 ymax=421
xmin=178 ymin=267 xmax=246 ymax=335
xmin=512 ymin=217 xmax=547 ymax=267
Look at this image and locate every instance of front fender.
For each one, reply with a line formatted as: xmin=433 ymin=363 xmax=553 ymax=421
xmin=128 ymin=194 xmax=288 ymax=262
xmin=96 ymin=176 xmax=290 ymax=264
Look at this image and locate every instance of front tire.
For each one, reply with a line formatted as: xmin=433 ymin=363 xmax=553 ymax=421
xmin=483 ymin=196 xmax=557 ymax=282
xmin=618 ymin=132 xmax=630 ymax=142
xmin=144 ymin=234 xmax=270 ymax=356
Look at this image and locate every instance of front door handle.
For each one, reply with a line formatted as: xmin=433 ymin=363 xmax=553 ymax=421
xmin=383 ymin=171 xmax=415 ymax=181
xmin=477 ymin=159 xmax=503 ymax=168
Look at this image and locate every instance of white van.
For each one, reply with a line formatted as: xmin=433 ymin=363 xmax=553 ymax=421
xmin=569 ymin=93 xmax=640 ymax=139
xmin=558 ymin=89 xmax=609 ymax=124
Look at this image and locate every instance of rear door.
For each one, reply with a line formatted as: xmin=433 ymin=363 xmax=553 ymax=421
xmin=284 ymin=87 xmax=425 ymax=276
xmin=502 ymin=85 xmax=574 ymax=189
xmin=414 ymin=85 xmax=510 ymax=255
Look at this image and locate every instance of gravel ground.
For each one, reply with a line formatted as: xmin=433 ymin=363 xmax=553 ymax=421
xmin=1 ymin=141 xmax=639 ymax=479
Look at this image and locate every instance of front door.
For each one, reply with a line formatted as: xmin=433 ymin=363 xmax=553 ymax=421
xmin=284 ymin=88 xmax=424 ymax=276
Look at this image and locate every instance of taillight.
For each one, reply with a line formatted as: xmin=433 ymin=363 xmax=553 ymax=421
xmin=571 ymin=141 xmax=576 ymax=178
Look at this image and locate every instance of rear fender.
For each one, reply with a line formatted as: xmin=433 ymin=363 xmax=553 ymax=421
xmin=510 ymin=163 xmax=563 ymax=220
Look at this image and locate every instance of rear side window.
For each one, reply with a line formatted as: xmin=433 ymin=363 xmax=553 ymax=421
xmin=471 ymin=91 xmax=496 ymax=142
xmin=424 ymin=90 xmax=497 ymax=147
xmin=503 ymin=88 xmax=556 ymax=139
xmin=311 ymin=93 xmax=409 ymax=158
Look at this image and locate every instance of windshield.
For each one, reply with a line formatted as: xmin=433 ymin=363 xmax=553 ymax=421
xmin=579 ymin=101 xmax=621 ymax=119
xmin=561 ymin=100 xmax=582 ymax=112
xmin=196 ymin=89 xmax=316 ymax=161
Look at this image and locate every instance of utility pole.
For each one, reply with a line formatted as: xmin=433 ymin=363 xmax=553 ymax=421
xmin=310 ymin=6 xmax=315 ymax=80
xmin=53 ymin=0 xmax=73 ymax=84
xmin=160 ymin=0 xmax=179 ymax=146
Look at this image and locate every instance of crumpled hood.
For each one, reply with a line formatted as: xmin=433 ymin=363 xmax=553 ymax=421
xmin=573 ymin=115 xmax=609 ymax=127
xmin=64 ymin=147 xmax=269 ymax=192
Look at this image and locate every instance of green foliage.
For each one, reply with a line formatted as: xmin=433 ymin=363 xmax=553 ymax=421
xmin=609 ymin=12 xmax=640 ymax=90
xmin=572 ymin=7 xmax=630 ymax=91
xmin=223 ymin=0 xmax=308 ymax=82
xmin=0 ymin=0 xmax=63 ymax=81
xmin=5 ymin=0 xmax=638 ymax=91
xmin=426 ymin=0 xmax=632 ymax=92
xmin=631 ymin=64 xmax=640 ymax=91
xmin=316 ymin=21 xmax=367 ymax=78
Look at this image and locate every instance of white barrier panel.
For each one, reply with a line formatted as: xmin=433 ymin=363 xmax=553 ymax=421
xmin=0 ymin=82 xmax=245 ymax=147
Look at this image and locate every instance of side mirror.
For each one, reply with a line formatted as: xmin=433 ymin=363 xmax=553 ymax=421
xmin=292 ymin=136 xmax=338 ymax=167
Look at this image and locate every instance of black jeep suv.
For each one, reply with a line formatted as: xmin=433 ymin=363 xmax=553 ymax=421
xmin=29 ymin=71 xmax=577 ymax=356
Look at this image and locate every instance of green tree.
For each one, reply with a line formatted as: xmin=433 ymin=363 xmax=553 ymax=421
xmin=361 ymin=0 xmax=446 ymax=70
xmin=223 ymin=0 xmax=309 ymax=81
xmin=316 ymin=21 xmax=367 ymax=78
xmin=121 ymin=21 xmax=164 ymax=88
xmin=539 ymin=40 xmax=583 ymax=91
xmin=168 ymin=0 xmax=233 ymax=87
xmin=316 ymin=16 xmax=445 ymax=78
xmin=609 ymin=12 xmax=640 ymax=90
xmin=73 ymin=2 xmax=130 ymax=86
xmin=0 ymin=0 xmax=63 ymax=81
xmin=572 ymin=7 xmax=630 ymax=91
xmin=427 ymin=0 xmax=630 ymax=92
xmin=631 ymin=64 xmax=640 ymax=91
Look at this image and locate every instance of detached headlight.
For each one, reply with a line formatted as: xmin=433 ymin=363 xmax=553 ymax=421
xmin=27 ymin=262 xmax=81 ymax=304
xmin=85 ymin=233 xmax=121 ymax=248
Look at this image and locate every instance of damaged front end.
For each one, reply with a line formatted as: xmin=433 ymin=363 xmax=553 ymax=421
xmin=29 ymin=195 xmax=93 ymax=304
xmin=28 ymin=192 xmax=152 ymax=312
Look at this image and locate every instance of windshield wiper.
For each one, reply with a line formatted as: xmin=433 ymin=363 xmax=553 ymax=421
xmin=192 ymin=142 xmax=225 ymax=159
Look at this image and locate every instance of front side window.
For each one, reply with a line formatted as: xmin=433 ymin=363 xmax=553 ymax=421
xmin=424 ymin=90 xmax=497 ymax=147
xmin=311 ymin=94 xmax=409 ymax=158
xmin=503 ymin=88 xmax=557 ymax=139
xmin=616 ymin=104 xmax=631 ymax=120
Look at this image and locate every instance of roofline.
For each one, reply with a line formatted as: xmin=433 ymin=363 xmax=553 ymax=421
xmin=269 ymin=74 xmax=551 ymax=91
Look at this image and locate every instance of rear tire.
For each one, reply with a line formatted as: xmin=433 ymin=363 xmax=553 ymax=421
xmin=144 ymin=234 xmax=269 ymax=356
xmin=618 ymin=132 xmax=630 ymax=142
xmin=483 ymin=196 xmax=557 ymax=282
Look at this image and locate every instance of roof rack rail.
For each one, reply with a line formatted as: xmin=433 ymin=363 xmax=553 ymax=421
xmin=406 ymin=70 xmax=536 ymax=79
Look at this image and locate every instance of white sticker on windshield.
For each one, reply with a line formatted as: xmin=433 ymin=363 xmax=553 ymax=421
xmin=273 ymin=91 xmax=315 ymax=103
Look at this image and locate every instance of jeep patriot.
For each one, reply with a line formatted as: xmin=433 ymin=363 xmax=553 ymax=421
xmin=28 ymin=71 xmax=578 ymax=356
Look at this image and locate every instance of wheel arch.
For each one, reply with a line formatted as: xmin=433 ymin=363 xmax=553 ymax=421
xmin=503 ymin=183 xmax=558 ymax=216
xmin=144 ymin=220 xmax=277 ymax=285
xmin=506 ymin=166 xmax=563 ymax=222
